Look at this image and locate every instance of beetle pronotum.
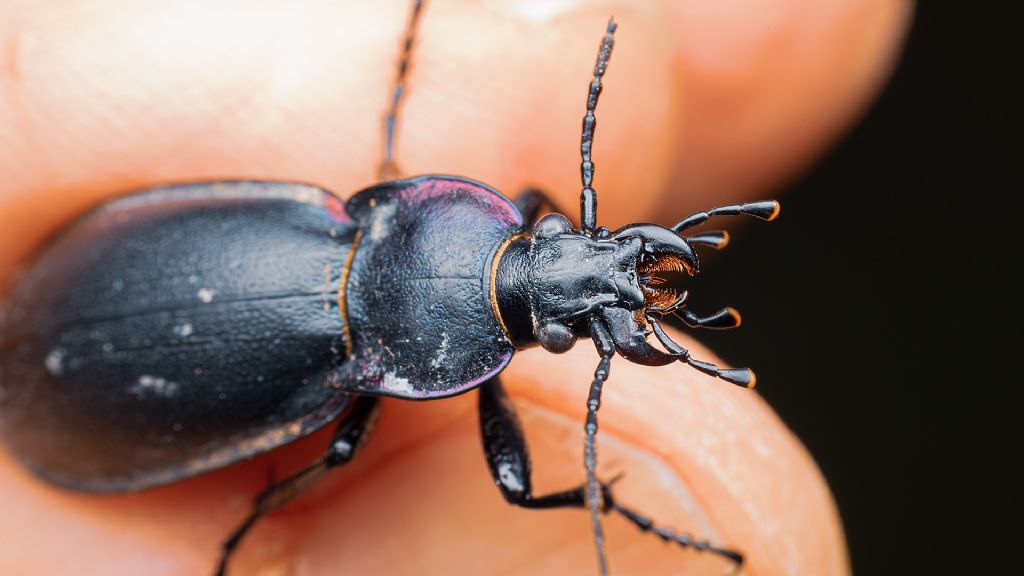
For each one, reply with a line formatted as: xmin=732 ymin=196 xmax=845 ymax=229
xmin=0 ymin=1 xmax=779 ymax=574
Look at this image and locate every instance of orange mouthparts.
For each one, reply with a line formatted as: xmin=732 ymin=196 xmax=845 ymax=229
xmin=637 ymin=253 xmax=692 ymax=311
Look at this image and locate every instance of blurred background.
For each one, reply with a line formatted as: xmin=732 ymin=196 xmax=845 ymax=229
xmin=691 ymin=2 xmax=1017 ymax=574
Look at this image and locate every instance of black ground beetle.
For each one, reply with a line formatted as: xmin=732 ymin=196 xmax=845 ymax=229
xmin=0 ymin=2 xmax=779 ymax=574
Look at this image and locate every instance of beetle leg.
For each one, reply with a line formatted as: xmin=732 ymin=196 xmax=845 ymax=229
xmin=216 ymin=396 xmax=381 ymax=576
xmin=608 ymin=501 xmax=744 ymax=567
xmin=514 ymin=188 xmax=564 ymax=225
xmin=479 ymin=376 xmax=581 ymax=509
xmin=478 ymin=376 xmax=743 ymax=569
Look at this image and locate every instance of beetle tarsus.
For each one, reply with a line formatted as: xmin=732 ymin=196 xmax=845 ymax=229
xmin=216 ymin=513 xmax=259 ymax=576
xmin=608 ymin=500 xmax=745 ymax=568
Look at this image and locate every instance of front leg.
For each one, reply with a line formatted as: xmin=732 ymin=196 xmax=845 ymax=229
xmin=477 ymin=377 xmax=744 ymax=566
xmin=480 ymin=374 xmax=590 ymax=509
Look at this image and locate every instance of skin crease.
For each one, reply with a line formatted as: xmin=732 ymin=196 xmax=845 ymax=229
xmin=0 ymin=1 xmax=910 ymax=575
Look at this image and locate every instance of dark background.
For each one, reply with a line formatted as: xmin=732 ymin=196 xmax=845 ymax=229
xmin=690 ymin=3 xmax=1018 ymax=574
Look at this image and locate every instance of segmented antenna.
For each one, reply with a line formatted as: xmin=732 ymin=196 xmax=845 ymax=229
xmin=580 ymin=19 xmax=617 ymax=234
xmin=379 ymin=0 xmax=426 ymax=181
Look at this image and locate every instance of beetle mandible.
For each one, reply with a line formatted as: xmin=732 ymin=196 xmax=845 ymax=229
xmin=0 ymin=2 xmax=780 ymax=574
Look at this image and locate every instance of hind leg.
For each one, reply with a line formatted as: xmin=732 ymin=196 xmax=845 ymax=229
xmin=215 ymin=396 xmax=380 ymax=576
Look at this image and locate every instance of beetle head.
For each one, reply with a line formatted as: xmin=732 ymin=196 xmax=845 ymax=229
xmin=526 ymin=214 xmax=700 ymax=363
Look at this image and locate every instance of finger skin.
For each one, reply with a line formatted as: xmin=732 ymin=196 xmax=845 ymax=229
xmin=0 ymin=0 xmax=907 ymax=574
xmin=0 ymin=0 xmax=910 ymax=280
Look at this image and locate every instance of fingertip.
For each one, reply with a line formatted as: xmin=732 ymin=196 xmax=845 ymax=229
xmin=660 ymin=0 xmax=912 ymax=211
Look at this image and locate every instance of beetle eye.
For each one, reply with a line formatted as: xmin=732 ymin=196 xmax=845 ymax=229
xmin=533 ymin=213 xmax=573 ymax=238
xmin=536 ymin=322 xmax=577 ymax=353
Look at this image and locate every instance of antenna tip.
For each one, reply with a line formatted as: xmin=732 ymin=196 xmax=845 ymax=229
xmin=607 ymin=18 xmax=617 ymax=33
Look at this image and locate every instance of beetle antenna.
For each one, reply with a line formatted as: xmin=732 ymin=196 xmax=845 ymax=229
xmin=647 ymin=315 xmax=756 ymax=388
xmin=379 ymin=0 xmax=426 ymax=181
xmin=671 ymin=200 xmax=780 ymax=233
xmin=587 ymin=315 xmax=616 ymax=576
xmin=580 ymin=19 xmax=617 ymax=235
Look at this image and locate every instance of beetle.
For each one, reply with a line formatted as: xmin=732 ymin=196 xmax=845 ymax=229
xmin=0 ymin=2 xmax=779 ymax=575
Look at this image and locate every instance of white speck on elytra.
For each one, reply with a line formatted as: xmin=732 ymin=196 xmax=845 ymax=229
xmin=382 ymin=371 xmax=413 ymax=394
xmin=430 ymin=332 xmax=450 ymax=368
xmin=44 ymin=348 xmax=66 ymax=376
xmin=369 ymin=203 xmax=396 ymax=241
xmin=174 ymin=323 xmax=194 ymax=337
xmin=133 ymin=375 xmax=179 ymax=398
xmin=197 ymin=289 xmax=215 ymax=303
